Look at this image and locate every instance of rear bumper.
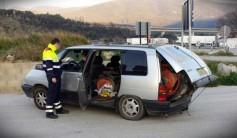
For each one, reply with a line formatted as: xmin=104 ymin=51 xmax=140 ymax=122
xmin=21 ymin=84 xmax=33 ymax=98
xmin=193 ymin=75 xmax=216 ymax=88
xmin=142 ymin=96 xmax=192 ymax=115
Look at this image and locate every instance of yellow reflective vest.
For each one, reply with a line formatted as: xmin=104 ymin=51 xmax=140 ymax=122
xmin=42 ymin=43 xmax=62 ymax=78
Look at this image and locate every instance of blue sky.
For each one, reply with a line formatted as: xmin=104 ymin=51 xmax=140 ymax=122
xmin=0 ymin=0 xmax=113 ymax=9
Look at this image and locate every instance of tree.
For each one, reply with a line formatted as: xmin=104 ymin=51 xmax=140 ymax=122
xmin=219 ymin=10 xmax=237 ymax=37
xmin=162 ymin=33 xmax=177 ymax=44
xmin=151 ymin=32 xmax=161 ymax=38
xmin=0 ymin=9 xmax=135 ymax=41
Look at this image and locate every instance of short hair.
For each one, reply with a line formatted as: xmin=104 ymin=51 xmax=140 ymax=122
xmin=111 ymin=55 xmax=120 ymax=62
xmin=82 ymin=51 xmax=87 ymax=57
xmin=51 ymin=38 xmax=60 ymax=44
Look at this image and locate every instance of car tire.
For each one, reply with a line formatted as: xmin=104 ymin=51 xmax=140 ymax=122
xmin=118 ymin=95 xmax=145 ymax=121
xmin=33 ymin=87 xmax=48 ymax=110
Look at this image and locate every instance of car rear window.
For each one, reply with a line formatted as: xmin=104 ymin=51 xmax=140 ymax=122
xmin=121 ymin=50 xmax=148 ymax=76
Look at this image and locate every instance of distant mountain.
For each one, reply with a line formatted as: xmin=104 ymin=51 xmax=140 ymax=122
xmin=30 ymin=6 xmax=64 ymax=14
xmin=24 ymin=0 xmax=237 ymax=26
xmin=30 ymin=6 xmax=86 ymax=15
xmin=167 ymin=19 xmax=219 ymax=28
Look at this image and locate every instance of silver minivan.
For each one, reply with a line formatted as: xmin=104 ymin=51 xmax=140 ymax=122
xmin=22 ymin=45 xmax=215 ymax=120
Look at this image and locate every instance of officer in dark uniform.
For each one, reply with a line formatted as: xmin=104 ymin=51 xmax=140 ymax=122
xmin=42 ymin=38 xmax=69 ymax=119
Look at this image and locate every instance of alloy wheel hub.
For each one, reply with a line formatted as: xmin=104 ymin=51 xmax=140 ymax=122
xmin=36 ymin=92 xmax=46 ymax=107
xmin=123 ymin=98 xmax=139 ymax=117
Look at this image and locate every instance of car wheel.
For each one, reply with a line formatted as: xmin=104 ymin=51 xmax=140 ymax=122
xmin=33 ymin=87 xmax=47 ymax=110
xmin=118 ymin=96 xmax=145 ymax=121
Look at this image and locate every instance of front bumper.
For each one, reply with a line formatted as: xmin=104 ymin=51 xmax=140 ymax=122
xmin=142 ymin=96 xmax=192 ymax=115
xmin=21 ymin=84 xmax=33 ymax=98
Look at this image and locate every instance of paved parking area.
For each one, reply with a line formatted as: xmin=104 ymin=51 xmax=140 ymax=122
xmin=0 ymin=86 xmax=237 ymax=138
xmin=200 ymin=56 xmax=237 ymax=62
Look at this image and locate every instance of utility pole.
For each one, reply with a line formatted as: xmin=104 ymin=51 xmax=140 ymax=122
xmin=181 ymin=3 xmax=184 ymax=47
xmin=224 ymin=25 xmax=227 ymax=48
xmin=126 ymin=19 xmax=128 ymax=28
xmin=188 ymin=0 xmax=192 ymax=50
xmin=146 ymin=22 xmax=149 ymax=45
xmin=139 ymin=22 xmax=142 ymax=45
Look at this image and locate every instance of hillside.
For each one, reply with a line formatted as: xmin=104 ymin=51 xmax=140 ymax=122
xmin=30 ymin=6 xmax=86 ymax=15
xmin=27 ymin=0 xmax=237 ymax=26
xmin=0 ymin=9 xmax=134 ymax=61
xmin=0 ymin=9 xmax=134 ymax=40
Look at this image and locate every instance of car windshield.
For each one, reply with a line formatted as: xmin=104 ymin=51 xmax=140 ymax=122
xmin=57 ymin=49 xmax=66 ymax=59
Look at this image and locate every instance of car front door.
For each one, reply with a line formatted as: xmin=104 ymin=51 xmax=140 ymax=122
xmin=61 ymin=72 xmax=82 ymax=92
xmin=60 ymin=49 xmax=88 ymax=104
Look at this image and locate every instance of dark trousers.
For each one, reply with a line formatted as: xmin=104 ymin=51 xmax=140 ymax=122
xmin=46 ymin=77 xmax=61 ymax=107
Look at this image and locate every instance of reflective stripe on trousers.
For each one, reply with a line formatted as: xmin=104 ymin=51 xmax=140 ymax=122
xmin=45 ymin=105 xmax=53 ymax=113
xmin=54 ymin=101 xmax=62 ymax=109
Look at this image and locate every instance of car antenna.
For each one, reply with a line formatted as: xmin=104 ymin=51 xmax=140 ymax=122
xmin=186 ymin=87 xmax=207 ymax=116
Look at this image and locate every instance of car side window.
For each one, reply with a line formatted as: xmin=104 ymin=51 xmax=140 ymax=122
xmin=63 ymin=50 xmax=81 ymax=62
xmin=61 ymin=49 xmax=88 ymax=72
xmin=121 ymin=50 xmax=148 ymax=76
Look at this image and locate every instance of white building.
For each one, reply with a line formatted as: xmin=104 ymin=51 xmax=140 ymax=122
xmin=176 ymin=36 xmax=216 ymax=45
xmin=219 ymin=38 xmax=237 ymax=48
xmin=127 ymin=38 xmax=168 ymax=45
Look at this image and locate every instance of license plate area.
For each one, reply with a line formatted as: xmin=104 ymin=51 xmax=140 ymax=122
xmin=197 ymin=68 xmax=207 ymax=76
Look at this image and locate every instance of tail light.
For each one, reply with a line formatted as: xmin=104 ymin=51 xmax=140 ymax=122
xmin=158 ymin=84 xmax=168 ymax=102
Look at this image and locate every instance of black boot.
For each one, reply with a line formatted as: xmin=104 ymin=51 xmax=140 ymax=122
xmin=56 ymin=108 xmax=69 ymax=114
xmin=46 ymin=113 xmax=58 ymax=119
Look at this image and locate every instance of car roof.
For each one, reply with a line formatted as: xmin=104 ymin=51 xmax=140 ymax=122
xmin=65 ymin=44 xmax=164 ymax=50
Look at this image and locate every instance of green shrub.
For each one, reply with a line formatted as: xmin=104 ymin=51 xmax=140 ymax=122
xmin=0 ymin=37 xmax=16 ymax=50
xmin=195 ymin=51 xmax=209 ymax=56
xmin=205 ymin=60 xmax=237 ymax=87
xmin=211 ymin=51 xmax=234 ymax=56
xmin=205 ymin=60 xmax=237 ymax=75
xmin=0 ymin=31 xmax=89 ymax=61
xmin=208 ymin=73 xmax=237 ymax=87
xmin=194 ymin=50 xmax=235 ymax=57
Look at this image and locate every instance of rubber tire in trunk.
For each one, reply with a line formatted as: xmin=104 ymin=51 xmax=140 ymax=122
xmin=169 ymin=72 xmax=192 ymax=101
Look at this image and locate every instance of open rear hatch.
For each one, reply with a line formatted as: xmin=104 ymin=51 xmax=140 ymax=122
xmin=156 ymin=45 xmax=216 ymax=89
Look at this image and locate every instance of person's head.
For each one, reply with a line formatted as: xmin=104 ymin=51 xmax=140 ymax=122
xmin=111 ymin=55 xmax=120 ymax=63
xmin=51 ymin=38 xmax=61 ymax=50
xmin=82 ymin=51 xmax=87 ymax=61
xmin=94 ymin=56 xmax=103 ymax=65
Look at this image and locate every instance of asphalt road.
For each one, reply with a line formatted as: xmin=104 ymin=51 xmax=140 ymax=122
xmin=194 ymin=47 xmax=237 ymax=62
xmin=200 ymin=56 xmax=237 ymax=62
xmin=0 ymin=86 xmax=237 ymax=138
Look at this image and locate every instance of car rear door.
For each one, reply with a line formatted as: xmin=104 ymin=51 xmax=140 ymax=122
xmin=156 ymin=45 xmax=216 ymax=87
xmin=78 ymin=50 xmax=96 ymax=110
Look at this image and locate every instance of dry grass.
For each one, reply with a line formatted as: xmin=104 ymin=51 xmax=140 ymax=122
xmin=0 ymin=31 xmax=89 ymax=61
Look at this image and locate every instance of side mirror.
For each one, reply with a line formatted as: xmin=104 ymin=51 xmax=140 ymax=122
xmin=35 ymin=64 xmax=44 ymax=70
